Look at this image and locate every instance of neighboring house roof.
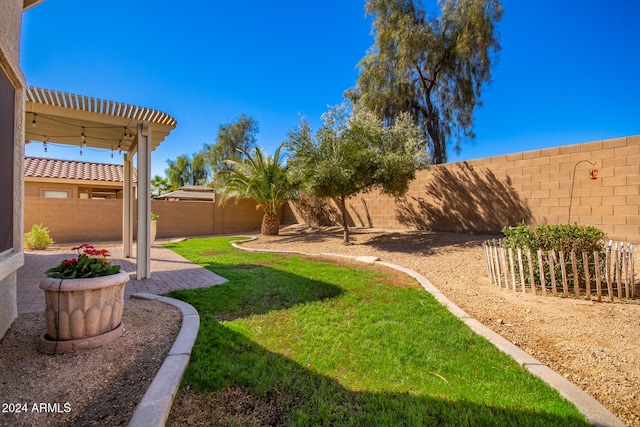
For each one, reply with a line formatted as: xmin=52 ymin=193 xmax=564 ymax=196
xmin=155 ymin=185 xmax=215 ymax=201
xmin=24 ymin=156 xmax=137 ymax=183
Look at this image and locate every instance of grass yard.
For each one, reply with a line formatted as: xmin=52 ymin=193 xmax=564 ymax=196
xmin=165 ymin=237 xmax=589 ymax=426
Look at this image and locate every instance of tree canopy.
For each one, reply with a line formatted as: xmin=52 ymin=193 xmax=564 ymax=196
xmin=347 ymin=0 xmax=503 ymax=164
xmin=286 ymin=104 xmax=422 ymax=242
xmin=201 ymin=114 xmax=259 ymax=185
xmin=165 ymin=152 xmax=210 ymax=190
xmin=150 ymin=175 xmax=171 ymax=198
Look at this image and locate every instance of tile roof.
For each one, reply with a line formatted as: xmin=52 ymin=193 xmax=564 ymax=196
xmin=24 ymin=157 xmax=137 ymax=183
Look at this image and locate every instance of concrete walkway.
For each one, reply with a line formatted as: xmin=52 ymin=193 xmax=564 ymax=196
xmin=17 ymin=242 xmax=227 ymax=314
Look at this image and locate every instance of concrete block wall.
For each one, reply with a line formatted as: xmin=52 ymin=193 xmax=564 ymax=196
xmin=25 ymin=198 xmax=124 ymax=243
xmin=24 ymin=197 xmax=266 ymax=244
xmin=286 ymin=136 xmax=640 ymax=244
xmin=151 ymin=199 xmax=265 ymax=238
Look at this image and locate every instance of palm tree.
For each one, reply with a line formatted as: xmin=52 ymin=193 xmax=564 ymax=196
xmin=218 ymin=143 xmax=296 ymax=235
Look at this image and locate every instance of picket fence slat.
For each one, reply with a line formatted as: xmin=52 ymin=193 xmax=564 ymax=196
xmin=559 ymin=251 xmax=569 ymax=298
xmin=500 ymin=244 xmax=509 ymax=289
xmin=571 ymin=251 xmax=580 ymax=299
xmin=594 ymin=251 xmax=602 ymax=302
xmin=483 ymin=239 xmax=636 ymax=302
xmin=527 ymin=249 xmax=535 ymax=294
xmin=631 ymin=245 xmax=635 ymax=299
xmin=606 ymin=242 xmax=613 ymax=302
xmin=517 ymin=248 xmax=526 ymax=293
xmin=623 ymin=242 xmax=630 ymax=299
xmin=548 ymin=251 xmax=558 ymax=297
xmin=615 ymin=244 xmax=622 ymax=299
xmin=508 ymin=248 xmax=517 ymax=291
xmin=583 ymin=252 xmax=591 ymax=300
xmin=537 ymin=250 xmax=546 ymax=296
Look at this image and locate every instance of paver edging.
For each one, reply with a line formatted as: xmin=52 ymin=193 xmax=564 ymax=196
xmin=127 ymin=293 xmax=200 ymax=427
xmin=232 ymin=237 xmax=625 ymax=427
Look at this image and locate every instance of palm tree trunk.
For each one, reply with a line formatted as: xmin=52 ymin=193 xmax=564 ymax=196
xmin=261 ymin=212 xmax=280 ymax=235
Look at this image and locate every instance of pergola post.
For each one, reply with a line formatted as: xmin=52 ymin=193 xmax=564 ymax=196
xmin=123 ymin=153 xmax=134 ymax=258
xmin=136 ymin=122 xmax=152 ymax=280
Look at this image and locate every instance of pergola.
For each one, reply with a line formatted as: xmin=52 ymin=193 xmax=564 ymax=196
xmin=24 ymin=86 xmax=177 ymax=279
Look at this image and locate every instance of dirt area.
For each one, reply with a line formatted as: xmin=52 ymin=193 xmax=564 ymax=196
xmin=0 ymin=298 xmax=180 ymax=426
xmin=239 ymin=225 xmax=640 ymax=427
xmin=1 ymin=226 xmax=638 ymax=426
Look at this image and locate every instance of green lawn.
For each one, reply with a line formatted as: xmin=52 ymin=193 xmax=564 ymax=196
xmin=165 ymin=237 xmax=589 ymax=426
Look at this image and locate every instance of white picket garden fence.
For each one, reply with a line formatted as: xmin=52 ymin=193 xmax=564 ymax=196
xmin=483 ymin=239 xmax=635 ymax=301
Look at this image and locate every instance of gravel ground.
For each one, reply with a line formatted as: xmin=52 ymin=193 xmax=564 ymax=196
xmin=0 ymin=298 xmax=180 ymax=426
xmin=240 ymin=225 xmax=640 ymax=427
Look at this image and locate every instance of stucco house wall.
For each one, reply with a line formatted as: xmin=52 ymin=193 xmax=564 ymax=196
xmin=23 ymin=156 xmax=135 ymax=199
xmin=0 ymin=0 xmax=39 ymax=339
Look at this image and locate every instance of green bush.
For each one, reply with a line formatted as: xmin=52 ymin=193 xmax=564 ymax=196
xmin=502 ymin=223 xmax=605 ymax=253
xmin=24 ymin=224 xmax=54 ymax=250
xmin=501 ymin=223 xmax=606 ymax=293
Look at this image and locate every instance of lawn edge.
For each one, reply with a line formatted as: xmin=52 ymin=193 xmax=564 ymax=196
xmin=127 ymin=293 xmax=200 ymax=427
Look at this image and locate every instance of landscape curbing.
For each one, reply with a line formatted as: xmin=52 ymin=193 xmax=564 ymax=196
xmin=232 ymin=236 xmax=625 ymax=427
xmin=127 ymin=293 xmax=200 ymax=427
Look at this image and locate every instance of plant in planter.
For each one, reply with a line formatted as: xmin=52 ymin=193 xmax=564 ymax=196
xmin=150 ymin=212 xmax=159 ymax=243
xmin=38 ymin=244 xmax=129 ymax=353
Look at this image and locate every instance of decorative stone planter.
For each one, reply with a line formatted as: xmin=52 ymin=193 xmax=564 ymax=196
xmin=150 ymin=220 xmax=157 ymax=243
xmin=37 ymin=270 xmax=129 ymax=353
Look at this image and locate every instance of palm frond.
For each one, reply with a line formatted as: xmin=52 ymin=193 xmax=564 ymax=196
xmin=217 ymin=143 xmax=297 ymax=215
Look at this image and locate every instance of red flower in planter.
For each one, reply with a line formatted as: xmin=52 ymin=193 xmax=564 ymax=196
xmin=46 ymin=244 xmax=120 ymax=279
xmin=61 ymin=258 xmax=77 ymax=267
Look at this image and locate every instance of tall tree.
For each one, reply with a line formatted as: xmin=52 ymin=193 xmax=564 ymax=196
xmin=217 ymin=143 xmax=297 ymax=236
xmin=165 ymin=152 xmax=210 ymax=190
xmin=286 ymin=104 xmax=422 ymax=243
xmin=165 ymin=155 xmax=191 ymax=190
xmin=202 ymin=114 xmax=259 ymax=185
xmin=150 ymin=175 xmax=171 ymax=197
xmin=347 ymin=0 xmax=502 ymax=164
xmin=190 ymin=152 xmax=210 ymax=185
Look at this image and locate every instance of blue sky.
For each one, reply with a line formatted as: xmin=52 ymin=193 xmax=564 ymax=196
xmin=22 ymin=0 xmax=640 ymax=178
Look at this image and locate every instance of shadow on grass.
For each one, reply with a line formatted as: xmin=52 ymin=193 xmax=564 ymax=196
xmin=169 ymin=317 xmax=588 ymax=427
xmin=167 ymin=262 xmax=343 ymax=321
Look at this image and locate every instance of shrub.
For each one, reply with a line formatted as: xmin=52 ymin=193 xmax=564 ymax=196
xmin=502 ymin=223 xmax=605 ymax=253
xmin=501 ymin=223 xmax=606 ymax=292
xmin=24 ymin=223 xmax=54 ymax=250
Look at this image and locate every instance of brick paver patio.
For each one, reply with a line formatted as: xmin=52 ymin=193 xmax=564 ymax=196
xmin=17 ymin=242 xmax=227 ymax=314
